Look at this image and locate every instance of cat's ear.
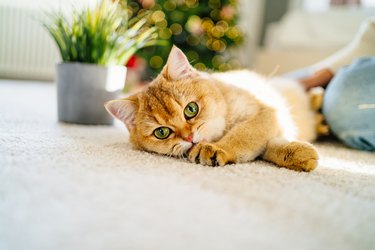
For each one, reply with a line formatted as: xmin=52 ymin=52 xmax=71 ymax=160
xmin=104 ymin=97 xmax=138 ymax=130
xmin=162 ymin=45 xmax=197 ymax=80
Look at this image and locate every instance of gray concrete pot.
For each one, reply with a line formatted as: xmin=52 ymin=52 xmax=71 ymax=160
xmin=56 ymin=62 xmax=126 ymax=125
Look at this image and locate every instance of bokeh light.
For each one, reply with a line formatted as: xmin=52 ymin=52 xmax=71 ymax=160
xmin=150 ymin=55 xmax=163 ymax=68
xmin=128 ymin=0 xmax=244 ymax=75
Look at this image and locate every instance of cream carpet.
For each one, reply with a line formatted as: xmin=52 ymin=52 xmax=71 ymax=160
xmin=1 ymin=80 xmax=375 ymax=250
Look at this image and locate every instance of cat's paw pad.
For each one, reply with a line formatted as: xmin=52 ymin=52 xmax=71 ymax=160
xmin=283 ymin=142 xmax=319 ymax=172
xmin=188 ymin=143 xmax=233 ymax=167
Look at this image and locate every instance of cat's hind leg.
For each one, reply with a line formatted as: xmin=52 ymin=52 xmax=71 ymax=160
xmin=309 ymin=87 xmax=330 ymax=136
xmin=262 ymin=137 xmax=319 ymax=172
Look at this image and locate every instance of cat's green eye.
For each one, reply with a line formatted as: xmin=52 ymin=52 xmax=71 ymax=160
xmin=153 ymin=127 xmax=171 ymax=139
xmin=184 ymin=102 xmax=199 ymax=119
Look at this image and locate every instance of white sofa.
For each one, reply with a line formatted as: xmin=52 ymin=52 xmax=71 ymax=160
xmin=254 ymin=7 xmax=375 ymax=75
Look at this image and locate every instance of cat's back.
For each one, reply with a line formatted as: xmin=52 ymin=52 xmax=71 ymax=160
xmin=211 ymin=70 xmax=267 ymax=91
xmin=211 ymin=70 xmax=286 ymax=110
xmin=211 ymin=70 xmax=316 ymax=141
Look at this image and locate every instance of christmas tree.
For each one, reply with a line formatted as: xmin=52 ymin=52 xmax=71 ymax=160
xmin=127 ymin=0 xmax=244 ymax=77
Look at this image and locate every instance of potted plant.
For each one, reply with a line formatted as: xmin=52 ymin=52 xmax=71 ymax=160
xmin=43 ymin=0 xmax=162 ymax=125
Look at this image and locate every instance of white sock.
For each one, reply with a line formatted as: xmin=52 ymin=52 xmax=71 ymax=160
xmin=312 ymin=16 xmax=375 ymax=73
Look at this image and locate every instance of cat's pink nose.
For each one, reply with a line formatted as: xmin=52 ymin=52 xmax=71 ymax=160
xmin=184 ymin=134 xmax=193 ymax=142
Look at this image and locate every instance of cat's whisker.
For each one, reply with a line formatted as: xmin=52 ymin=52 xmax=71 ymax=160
xmin=171 ymin=143 xmax=183 ymax=158
xmin=166 ymin=151 xmax=174 ymax=158
xmin=179 ymin=153 xmax=185 ymax=160
xmin=196 ymin=122 xmax=205 ymax=131
xmin=195 ymin=124 xmax=206 ymax=142
xmin=174 ymin=144 xmax=189 ymax=160
xmin=172 ymin=144 xmax=178 ymax=155
xmin=175 ymin=149 xmax=185 ymax=160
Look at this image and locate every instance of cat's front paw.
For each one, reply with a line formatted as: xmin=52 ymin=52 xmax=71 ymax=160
xmin=188 ymin=143 xmax=233 ymax=167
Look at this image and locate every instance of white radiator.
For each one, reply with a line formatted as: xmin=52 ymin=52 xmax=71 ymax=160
xmin=0 ymin=4 xmax=60 ymax=81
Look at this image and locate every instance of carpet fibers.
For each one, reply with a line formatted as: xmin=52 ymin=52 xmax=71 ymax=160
xmin=1 ymin=80 xmax=375 ymax=250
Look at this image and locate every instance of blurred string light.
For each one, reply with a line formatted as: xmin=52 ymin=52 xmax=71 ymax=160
xmin=127 ymin=0 xmax=244 ymax=75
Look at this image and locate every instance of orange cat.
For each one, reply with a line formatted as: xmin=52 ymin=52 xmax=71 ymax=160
xmin=105 ymin=46 xmax=319 ymax=171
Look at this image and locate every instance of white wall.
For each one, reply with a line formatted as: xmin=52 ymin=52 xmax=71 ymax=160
xmin=0 ymin=0 xmax=96 ymax=11
xmin=236 ymin=0 xmax=265 ymax=67
xmin=0 ymin=0 xmax=98 ymax=80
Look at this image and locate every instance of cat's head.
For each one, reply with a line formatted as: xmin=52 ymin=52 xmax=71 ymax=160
xmin=105 ymin=46 xmax=226 ymax=157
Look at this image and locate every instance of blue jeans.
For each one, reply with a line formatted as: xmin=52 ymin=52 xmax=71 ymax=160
xmin=285 ymin=57 xmax=375 ymax=151
xmin=322 ymin=57 xmax=375 ymax=151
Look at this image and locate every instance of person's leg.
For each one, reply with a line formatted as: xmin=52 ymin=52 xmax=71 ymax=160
xmin=322 ymin=57 xmax=375 ymax=151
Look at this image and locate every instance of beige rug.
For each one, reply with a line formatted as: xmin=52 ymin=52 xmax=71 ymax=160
xmin=1 ymin=80 xmax=375 ymax=250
